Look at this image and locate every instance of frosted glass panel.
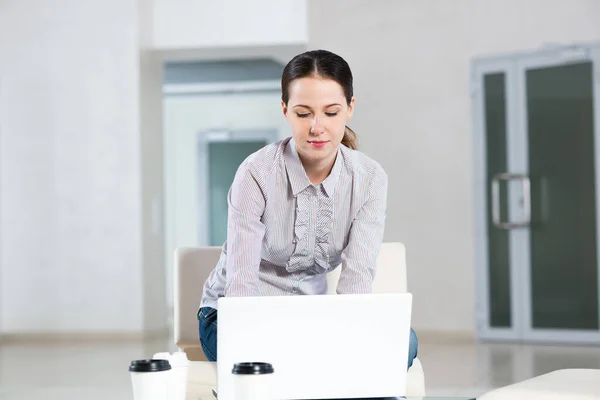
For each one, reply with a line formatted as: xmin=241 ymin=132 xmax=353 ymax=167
xmin=484 ymin=73 xmax=512 ymax=328
xmin=526 ymin=62 xmax=599 ymax=330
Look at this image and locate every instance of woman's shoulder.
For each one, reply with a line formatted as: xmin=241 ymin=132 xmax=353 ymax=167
xmin=238 ymin=138 xmax=289 ymax=176
xmin=339 ymin=144 xmax=387 ymax=180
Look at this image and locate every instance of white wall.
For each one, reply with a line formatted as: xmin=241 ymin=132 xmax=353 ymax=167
xmin=153 ymin=0 xmax=307 ymax=50
xmin=163 ymin=91 xmax=288 ymax=307
xmin=0 ymin=0 xmax=306 ymax=335
xmin=0 ymin=0 xmax=165 ymax=333
xmin=308 ymin=0 xmax=600 ymax=334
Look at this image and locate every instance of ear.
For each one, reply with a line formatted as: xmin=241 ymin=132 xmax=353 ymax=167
xmin=347 ymin=97 xmax=355 ymax=120
xmin=281 ymin=100 xmax=289 ymax=119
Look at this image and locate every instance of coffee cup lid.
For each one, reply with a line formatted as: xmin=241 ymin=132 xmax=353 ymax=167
xmin=232 ymin=362 xmax=274 ymax=375
xmin=129 ymin=359 xmax=171 ymax=372
xmin=152 ymin=352 xmax=171 ymax=361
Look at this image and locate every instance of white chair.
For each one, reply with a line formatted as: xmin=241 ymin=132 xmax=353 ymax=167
xmin=174 ymin=242 xmax=425 ymax=398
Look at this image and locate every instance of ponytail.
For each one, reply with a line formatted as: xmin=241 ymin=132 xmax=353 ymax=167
xmin=341 ymin=125 xmax=358 ymax=150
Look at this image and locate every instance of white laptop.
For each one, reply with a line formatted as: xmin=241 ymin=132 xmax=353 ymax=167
xmin=216 ymin=293 xmax=412 ymax=400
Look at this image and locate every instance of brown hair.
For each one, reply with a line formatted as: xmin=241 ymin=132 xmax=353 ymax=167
xmin=342 ymin=125 xmax=358 ymax=150
xmin=281 ymin=50 xmax=358 ymax=150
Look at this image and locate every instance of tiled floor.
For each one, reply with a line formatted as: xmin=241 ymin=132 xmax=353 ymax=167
xmin=1 ymin=335 xmax=599 ymax=399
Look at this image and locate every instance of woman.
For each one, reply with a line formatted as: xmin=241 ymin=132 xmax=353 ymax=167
xmin=198 ymin=49 xmax=418 ymax=368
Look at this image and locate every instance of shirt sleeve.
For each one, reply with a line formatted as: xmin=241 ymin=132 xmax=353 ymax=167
xmin=337 ymin=167 xmax=388 ymax=294
xmin=224 ymin=164 xmax=266 ymax=297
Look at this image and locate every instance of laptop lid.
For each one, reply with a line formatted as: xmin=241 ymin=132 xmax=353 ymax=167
xmin=217 ymin=293 xmax=412 ymax=400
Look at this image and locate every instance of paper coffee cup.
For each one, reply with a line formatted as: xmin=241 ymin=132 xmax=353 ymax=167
xmin=129 ymin=359 xmax=171 ymax=400
xmin=152 ymin=351 xmax=190 ymax=400
xmin=169 ymin=352 xmax=190 ymax=400
xmin=231 ymin=362 xmax=274 ymax=400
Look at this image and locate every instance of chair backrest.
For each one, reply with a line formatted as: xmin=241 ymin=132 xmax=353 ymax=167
xmin=326 ymin=242 xmax=407 ymax=294
xmin=174 ymin=242 xmax=407 ymax=358
xmin=174 ymin=246 xmax=222 ymax=359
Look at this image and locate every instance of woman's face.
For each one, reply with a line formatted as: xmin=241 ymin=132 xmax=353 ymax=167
xmin=282 ymin=77 xmax=354 ymax=166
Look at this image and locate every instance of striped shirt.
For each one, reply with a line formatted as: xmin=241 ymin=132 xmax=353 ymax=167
xmin=200 ymin=137 xmax=388 ymax=310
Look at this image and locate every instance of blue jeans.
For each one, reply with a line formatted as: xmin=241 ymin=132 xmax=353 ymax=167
xmin=198 ymin=307 xmax=419 ymax=369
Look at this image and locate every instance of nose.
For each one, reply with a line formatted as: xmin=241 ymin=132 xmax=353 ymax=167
xmin=310 ymin=116 xmax=324 ymax=135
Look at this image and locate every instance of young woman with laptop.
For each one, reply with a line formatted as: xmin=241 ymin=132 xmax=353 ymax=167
xmin=197 ymin=50 xmax=418 ymax=369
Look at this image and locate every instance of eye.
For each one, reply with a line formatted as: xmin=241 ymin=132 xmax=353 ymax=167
xmin=296 ymin=113 xmax=310 ymax=118
xmin=325 ymin=112 xmax=338 ymax=117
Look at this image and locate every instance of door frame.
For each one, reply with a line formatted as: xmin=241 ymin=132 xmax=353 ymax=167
xmin=196 ymin=129 xmax=279 ymax=246
xmin=472 ymin=42 xmax=600 ymax=344
xmin=472 ymin=57 xmax=522 ymax=341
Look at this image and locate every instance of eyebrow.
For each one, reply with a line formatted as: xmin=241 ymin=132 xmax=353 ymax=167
xmin=292 ymin=103 xmax=342 ymax=110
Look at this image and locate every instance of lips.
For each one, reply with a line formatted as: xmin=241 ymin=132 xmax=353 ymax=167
xmin=309 ymin=140 xmax=328 ymax=148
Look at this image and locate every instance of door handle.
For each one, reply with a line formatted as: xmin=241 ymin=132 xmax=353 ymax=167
xmin=491 ymin=173 xmax=531 ymax=229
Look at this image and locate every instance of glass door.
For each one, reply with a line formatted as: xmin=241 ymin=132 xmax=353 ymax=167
xmin=474 ymin=43 xmax=600 ymax=343
xmin=517 ymin=48 xmax=600 ymax=343
xmin=197 ymin=130 xmax=278 ymax=246
xmin=207 ymin=140 xmax=266 ymax=246
xmin=473 ymin=59 xmax=524 ymax=341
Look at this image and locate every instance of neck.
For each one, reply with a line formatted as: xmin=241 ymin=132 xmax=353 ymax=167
xmin=300 ymin=152 xmax=337 ymax=184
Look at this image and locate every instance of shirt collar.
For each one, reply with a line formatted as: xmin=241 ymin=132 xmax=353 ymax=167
xmin=284 ymin=137 xmax=343 ymax=197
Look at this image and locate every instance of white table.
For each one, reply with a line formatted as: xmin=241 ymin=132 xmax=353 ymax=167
xmin=478 ymin=369 xmax=600 ymax=400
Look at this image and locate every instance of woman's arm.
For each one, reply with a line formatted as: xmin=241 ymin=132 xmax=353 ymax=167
xmin=337 ymin=168 xmax=388 ymax=294
xmin=224 ymin=165 xmax=266 ymax=297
